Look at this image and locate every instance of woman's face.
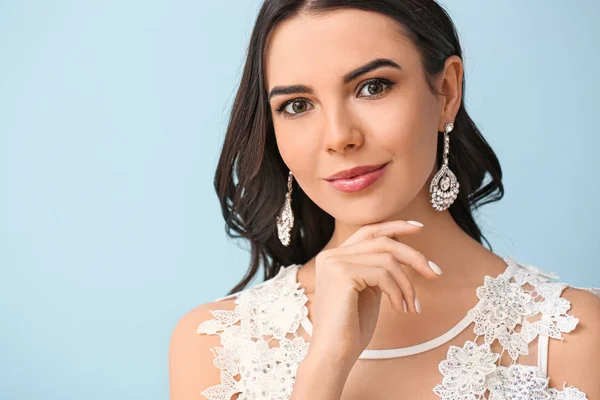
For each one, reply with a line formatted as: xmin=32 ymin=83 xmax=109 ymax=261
xmin=265 ymin=8 xmax=461 ymax=225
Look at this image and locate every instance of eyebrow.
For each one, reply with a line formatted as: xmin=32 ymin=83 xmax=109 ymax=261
xmin=267 ymin=58 xmax=402 ymax=102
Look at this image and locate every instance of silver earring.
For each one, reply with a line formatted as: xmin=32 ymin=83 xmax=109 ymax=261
xmin=276 ymin=170 xmax=295 ymax=246
xmin=430 ymin=122 xmax=459 ymax=211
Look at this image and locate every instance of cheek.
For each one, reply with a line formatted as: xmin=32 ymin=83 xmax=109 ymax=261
xmin=273 ymin=120 xmax=320 ymax=183
xmin=273 ymin=118 xmax=336 ymax=214
xmin=361 ymin=87 xmax=439 ymax=175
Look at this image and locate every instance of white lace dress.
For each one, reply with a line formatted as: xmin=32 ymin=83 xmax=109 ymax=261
xmin=196 ymin=256 xmax=600 ymax=400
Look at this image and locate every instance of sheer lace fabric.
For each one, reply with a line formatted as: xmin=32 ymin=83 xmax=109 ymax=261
xmin=197 ymin=257 xmax=600 ymax=400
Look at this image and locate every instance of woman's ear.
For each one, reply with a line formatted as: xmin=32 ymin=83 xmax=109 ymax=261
xmin=438 ymin=55 xmax=463 ymax=131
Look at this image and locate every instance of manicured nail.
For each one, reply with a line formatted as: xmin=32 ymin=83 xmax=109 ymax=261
xmin=415 ymin=297 xmax=422 ymax=313
xmin=402 ymin=299 xmax=408 ymax=313
xmin=428 ymin=260 xmax=443 ymax=275
xmin=407 ymin=220 xmax=424 ymax=227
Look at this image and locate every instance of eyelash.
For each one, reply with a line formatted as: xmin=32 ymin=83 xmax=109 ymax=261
xmin=274 ymin=78 xmax=396 ymax=119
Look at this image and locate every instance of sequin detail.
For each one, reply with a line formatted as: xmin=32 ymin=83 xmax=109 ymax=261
xmin=486 ymin=364 xmax=588 ymax=400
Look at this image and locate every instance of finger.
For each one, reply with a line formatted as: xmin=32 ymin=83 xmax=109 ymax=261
xmin=334 ymin=253 xmax=418 ymax=313
xmin=334 ymin=236 xmax=440 ymax=279
xmin=341 ymin=219 xmax=424 ymax=248
xmin=344 ymin=262 xmax=406 ymax=314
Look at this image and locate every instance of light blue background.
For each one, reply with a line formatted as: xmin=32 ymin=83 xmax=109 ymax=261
xmin=1 ymin=0 xmax=598 ymax=398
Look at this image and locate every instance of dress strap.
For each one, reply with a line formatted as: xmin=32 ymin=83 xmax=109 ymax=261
xmin=536 ymin=283 xmax=571 ymax=377
xmin=536 ymin=315 xmax=550 ymax=376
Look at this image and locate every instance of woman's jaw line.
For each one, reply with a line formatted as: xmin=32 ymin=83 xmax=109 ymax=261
xmin=322 ymin=190 xmax=456 ymax=252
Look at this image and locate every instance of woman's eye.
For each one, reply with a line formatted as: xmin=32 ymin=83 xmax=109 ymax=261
xmin=357 ymin=78 xmax=394 ymax=98
xmin=275 ymin=99 xmax=313 ymax=118
xmin=274 ymin=78 xmax=395 ymax=119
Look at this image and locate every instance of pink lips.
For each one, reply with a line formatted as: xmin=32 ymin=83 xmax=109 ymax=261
xmin=325 ymin=163 xmax=388 ymax=193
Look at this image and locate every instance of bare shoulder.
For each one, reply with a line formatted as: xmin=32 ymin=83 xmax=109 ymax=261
xmin=168 ymin=298 xmax=238 ymax=400
xmin=547 ymin=286 xmax=600 ymax=395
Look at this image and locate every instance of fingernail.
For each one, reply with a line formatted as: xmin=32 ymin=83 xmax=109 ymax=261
xmin=428 ymin=260 xmax=443 ymax=275
xmin=407 ymin=220 xmax=424 ymax=227
xmin=415 ymin=297 xmax=422 ymax=313
xmin=402 ymin=299 xmax=408 ymax=313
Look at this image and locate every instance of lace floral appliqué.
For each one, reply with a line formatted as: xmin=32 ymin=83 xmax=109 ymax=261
xmin=197 ymin=266 xmax=310 ymax=400
xmin=433 ymin=340 xmax=499 ymax=398
xmin=433 ymin=257 xmax=592 ymax=400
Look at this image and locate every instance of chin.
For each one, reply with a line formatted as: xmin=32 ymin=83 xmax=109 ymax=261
xmin=329 ymin=197 xmax=408 ymax=226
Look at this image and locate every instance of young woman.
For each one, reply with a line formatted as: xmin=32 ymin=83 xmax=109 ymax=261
xmin=169 ymin=1 xmax=600 ymax=399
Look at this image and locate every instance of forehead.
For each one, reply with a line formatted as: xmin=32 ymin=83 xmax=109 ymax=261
xmin=264 ymin=9 xmax=418 ymax=90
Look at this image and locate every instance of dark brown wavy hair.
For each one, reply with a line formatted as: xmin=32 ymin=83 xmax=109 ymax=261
xmin=214 ymin=0 xmax=504 ymax=295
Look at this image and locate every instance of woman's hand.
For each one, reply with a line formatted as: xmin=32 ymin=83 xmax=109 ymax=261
xmin=305 ymin=219 xmax=443 ymax=367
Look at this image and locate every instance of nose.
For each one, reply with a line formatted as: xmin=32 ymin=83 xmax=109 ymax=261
xmin=321 ymin=105 xmax=364 ymax=154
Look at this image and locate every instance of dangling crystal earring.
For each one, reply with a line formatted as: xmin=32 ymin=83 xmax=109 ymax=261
xmin=430 ymin=122 xmax=459 ymax=211
xmin=276 ymin=170 xmax=295 ymax=246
